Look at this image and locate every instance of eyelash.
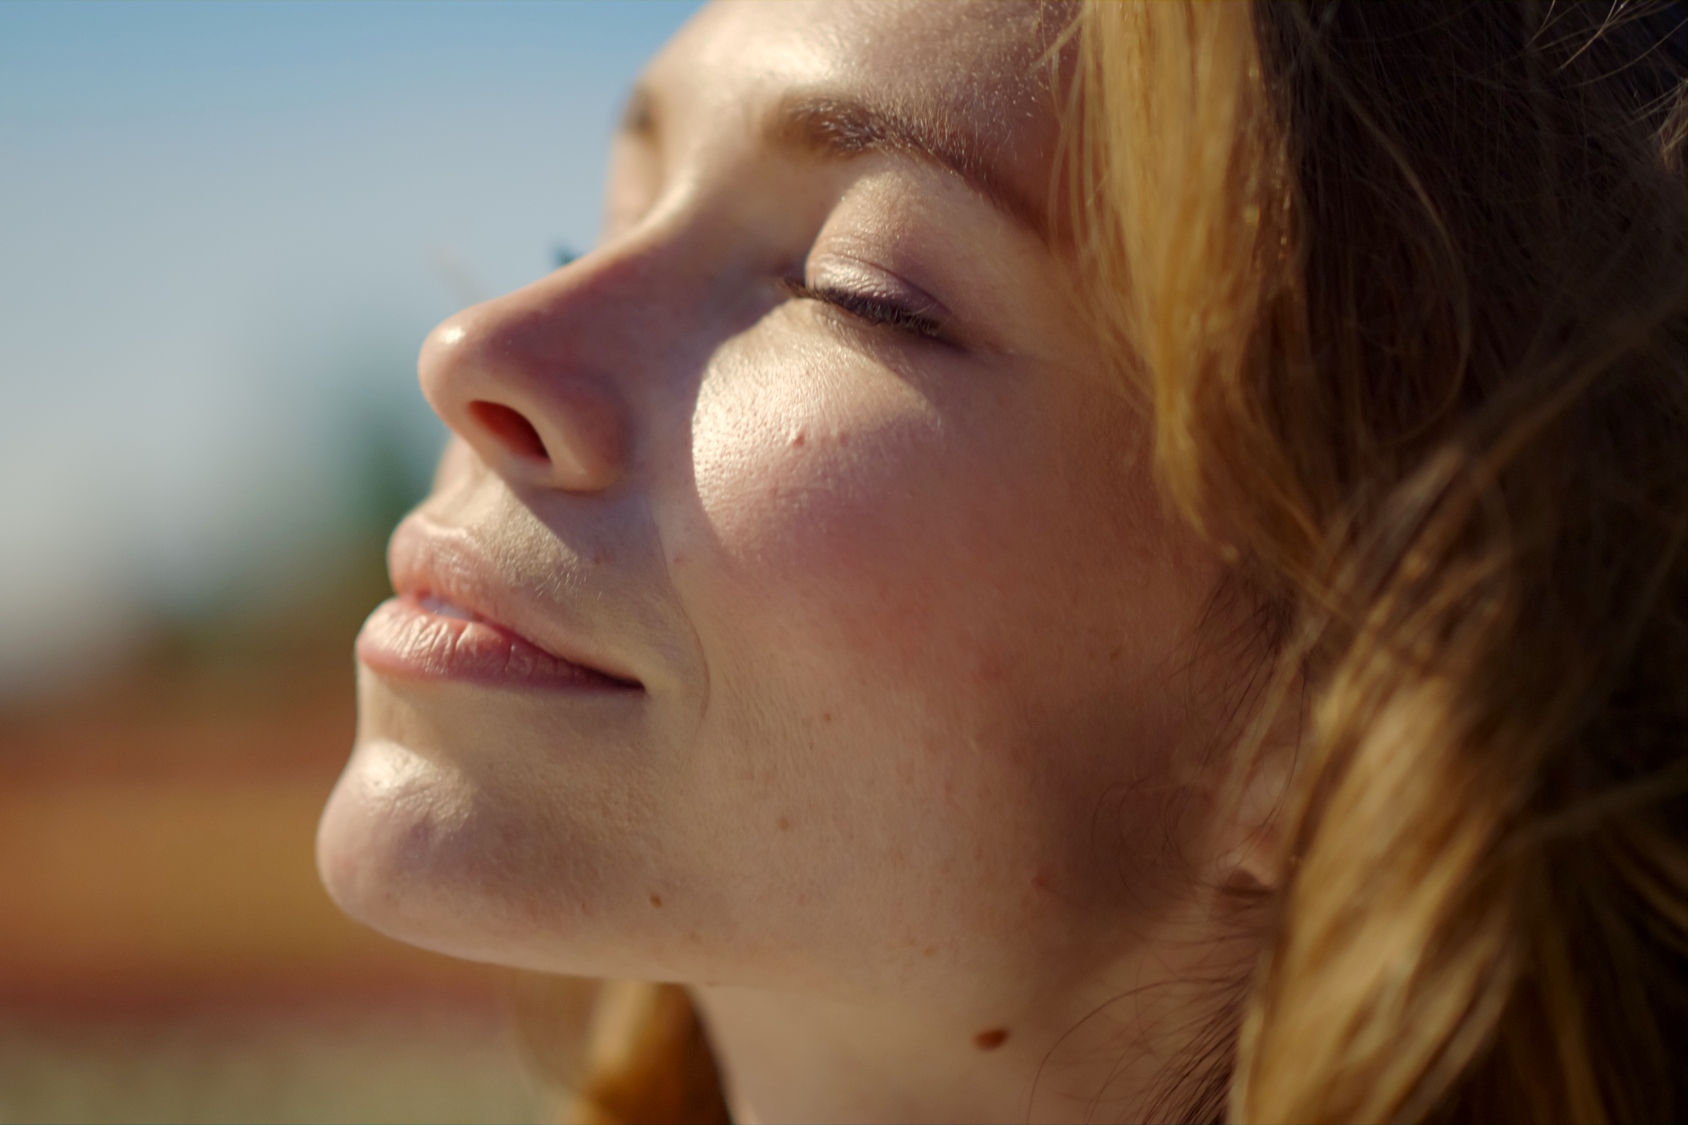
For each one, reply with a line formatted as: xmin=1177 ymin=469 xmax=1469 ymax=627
xmin=783 ymin=278 xmax=946 ymax=341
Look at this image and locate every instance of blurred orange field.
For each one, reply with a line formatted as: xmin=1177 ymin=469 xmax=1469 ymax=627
xmin=0 ymin=683 xmax=476 ymax=1007
xmin=0 ymin=608 xmax=556 ymax=1122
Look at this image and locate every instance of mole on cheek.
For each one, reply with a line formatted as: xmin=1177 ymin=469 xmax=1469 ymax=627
xmin=974 ymin=1028 xmax=1009 ymax=1051
xmin=649 ymin=894 xmax=663 ymax=908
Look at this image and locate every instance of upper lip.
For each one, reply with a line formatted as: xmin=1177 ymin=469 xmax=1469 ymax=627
xmin=386 ymin=516 xmax=644 ymax=688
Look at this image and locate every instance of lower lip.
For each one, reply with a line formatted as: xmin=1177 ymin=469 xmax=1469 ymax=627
xmin=355 ymin=596 xmax=639 ymax=692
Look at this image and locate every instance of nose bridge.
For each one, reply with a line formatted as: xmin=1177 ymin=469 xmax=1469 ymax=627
xmin=418 ymin=229 xmax=691 ymax=495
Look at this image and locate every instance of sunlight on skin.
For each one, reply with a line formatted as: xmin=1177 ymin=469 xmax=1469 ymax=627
xmin=319 ymin=4 xmax=1277 ymax=1121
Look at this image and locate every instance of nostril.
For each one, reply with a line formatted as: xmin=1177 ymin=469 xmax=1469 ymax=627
xmin=470 ymin=401 xmax=549 ymax=463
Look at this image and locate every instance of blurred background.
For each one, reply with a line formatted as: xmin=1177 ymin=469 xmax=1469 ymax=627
xmin=0 ymin=2 xmax=698 ymax=1120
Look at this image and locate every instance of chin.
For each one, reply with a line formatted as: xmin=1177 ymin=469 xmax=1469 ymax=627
xmin=315 ymin=734 xmax=506 ymax=960
xmin=316 ymin=734 xmax=622 ymax=972
xmin=315 ymin=677 xmax=692 ymax=978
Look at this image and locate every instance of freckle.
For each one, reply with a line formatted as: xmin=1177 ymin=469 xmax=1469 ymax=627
xmin=821 ymin=711 xmax=833 ymax=723
xmin=592 ymin=551 xmax=607 ymax=565
xmin=974 ymin=1028 xmax=1009 ymax=1051
xmin=688 ymin=930 xmax=701 ymax=943
xmin=649 ymin=894 xmax=663 ymax=908
xmin=922 ymin=945 xmax=938 ymax=957
xmin=777 ymin=816 xmax=791 ymax=831
xmin=838 ymin=431 xmax=851 ymax=446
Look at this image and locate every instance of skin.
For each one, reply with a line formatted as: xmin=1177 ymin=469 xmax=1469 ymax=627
xmin=318 ymin=3 xmax=1273 ymax=1121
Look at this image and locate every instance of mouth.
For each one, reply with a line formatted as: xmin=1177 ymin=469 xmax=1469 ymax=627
xmin=355 ymin=523 xmax=644 ymax=693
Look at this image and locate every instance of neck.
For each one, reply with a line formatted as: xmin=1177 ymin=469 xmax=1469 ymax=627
xmin=690 ymin=936 xmax=1241 ymax=1124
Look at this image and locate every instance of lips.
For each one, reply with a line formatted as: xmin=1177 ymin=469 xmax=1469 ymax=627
xmin=355 ymin=520 xmax=642 ymax=692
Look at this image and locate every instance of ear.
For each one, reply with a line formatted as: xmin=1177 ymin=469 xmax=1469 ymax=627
xmin=1223 ymin=771 xmax=1285 ymax=895
xmin=1209 ymin=704 xmax=1301 ymax=897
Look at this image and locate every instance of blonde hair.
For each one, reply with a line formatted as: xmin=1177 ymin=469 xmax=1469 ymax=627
xmin=562 ymin=981 xmax=728 ymax=1125
xmin=1078 ymin=2 xmax=1687 ymax=1120
xmin=565 ymin=2 xmax=1688 ymax=1120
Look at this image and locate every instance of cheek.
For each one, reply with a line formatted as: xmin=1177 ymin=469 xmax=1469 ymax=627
xmin=686 ymin=341 xmax=991 ymax=670
xmin=672 ymin=335 xmax=1223 ymax=975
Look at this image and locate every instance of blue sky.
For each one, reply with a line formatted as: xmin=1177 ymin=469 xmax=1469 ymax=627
xmin=0 ymin=1 xmax=700 ymax=693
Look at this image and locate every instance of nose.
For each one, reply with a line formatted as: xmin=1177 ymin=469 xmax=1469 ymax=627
xmin=419 ymin=274 xmax=628 ymax=494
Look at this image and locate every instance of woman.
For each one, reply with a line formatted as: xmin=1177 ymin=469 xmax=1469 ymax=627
xmin=316 ymin=2 xmax=1687 ymax=1121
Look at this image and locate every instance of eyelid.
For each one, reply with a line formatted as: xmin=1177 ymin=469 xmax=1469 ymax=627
xmin=785 ymin=277 xmax=948 ymax=341
xmin=804 ymin=256 xmax=951 ymax=323
xmin=789 ymin=255 xmax=959 ymax=344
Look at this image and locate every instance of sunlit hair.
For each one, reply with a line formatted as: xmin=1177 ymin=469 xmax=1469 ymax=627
xmin=563 ymin=3 xmax=1687 ymax=1122
xmin=1075 ymin=2 xmax=1686 ymax=1120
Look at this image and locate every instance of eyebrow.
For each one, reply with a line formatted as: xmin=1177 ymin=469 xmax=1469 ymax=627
xmin=763 ymin=91 xmax=1049 ymax=240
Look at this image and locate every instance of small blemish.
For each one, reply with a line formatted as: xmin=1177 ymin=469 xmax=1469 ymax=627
xmin=821 ymin=711 xmax=833 ymax=723
xmin=790 ymin=428 xmax=806 ymax=447
xmin=922 ymin=944 xmax=938 ymax=958
xmin=777 ymin=816 xmax=791 ymax=831
xmin=974 ymin=1028 xmax=1009 ymax=1051
xmin=649 ymin=894 xmax=663 ymax=908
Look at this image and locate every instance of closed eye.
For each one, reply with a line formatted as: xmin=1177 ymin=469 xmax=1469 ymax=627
xmin=783 ymin=278 xmax=947 ymax=340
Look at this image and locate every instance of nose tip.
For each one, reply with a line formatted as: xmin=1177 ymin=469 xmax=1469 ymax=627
xmin=420 ymin=313 xmax=624 ymax=494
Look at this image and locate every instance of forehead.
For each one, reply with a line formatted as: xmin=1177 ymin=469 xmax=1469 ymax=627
xmin=643 ymin=0 xmax=1066 ymax=203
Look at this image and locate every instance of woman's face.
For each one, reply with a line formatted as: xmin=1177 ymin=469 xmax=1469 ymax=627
xmin=319 ymin=0 xmax=1231 ymax=1020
